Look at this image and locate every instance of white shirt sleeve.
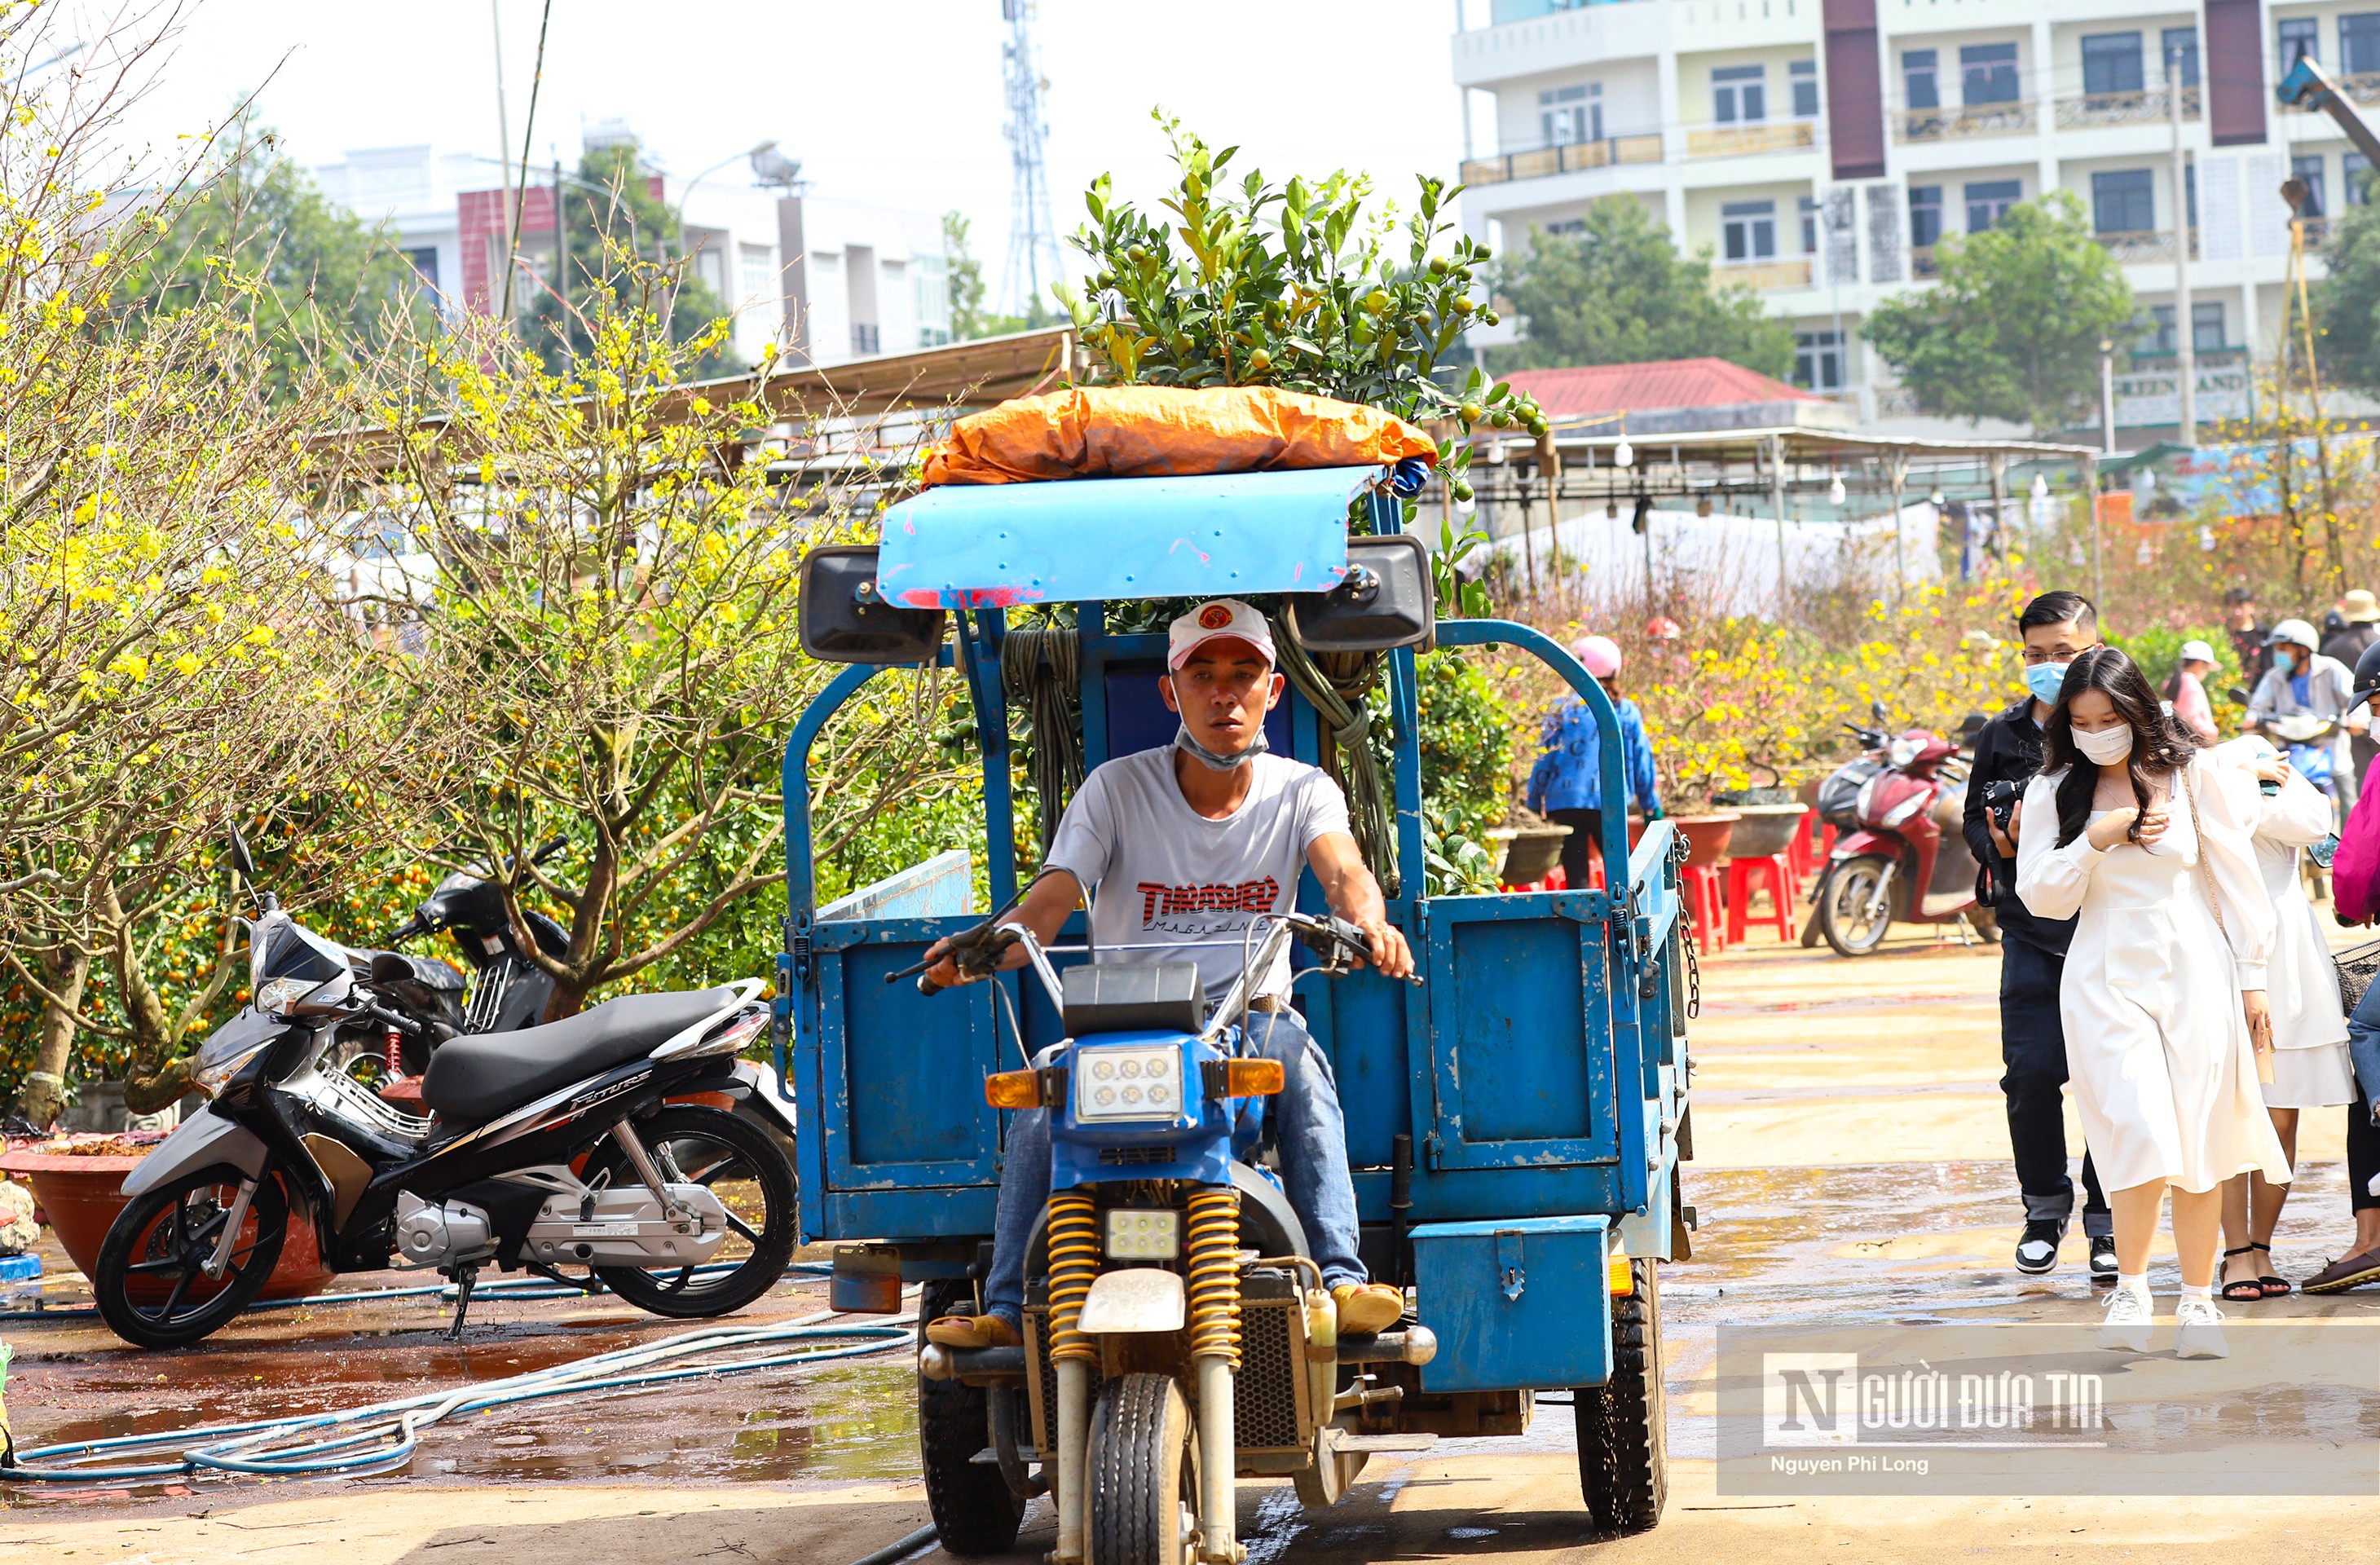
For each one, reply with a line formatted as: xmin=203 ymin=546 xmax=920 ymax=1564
xmin=2191 ymin=753 xmax=2278 ymax=990
xmin=2014 ymin=770 xmax=2104 ymax=922
xmin=1295 ymin=769 xmax=1355 ymax=856
xmin=1043 ymin=767 xmax=1118 ymax=899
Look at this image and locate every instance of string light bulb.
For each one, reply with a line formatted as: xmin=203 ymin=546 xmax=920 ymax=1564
xmin=1612 ymin=438 xmax=1635 ymax=470
xmin=1827 ymin=474 xmax=1846 ymax=505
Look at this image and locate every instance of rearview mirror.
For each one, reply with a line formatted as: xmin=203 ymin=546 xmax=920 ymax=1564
xmin=1283 ymin=535 xmax=1434 ymax=654
xmin=799 ymin=544 xmax=948 ymax=665
xmin=2226 ymin=686 xmax=2250 ymax=707
xmin=227 ymin=824 xmax=255 ymax=879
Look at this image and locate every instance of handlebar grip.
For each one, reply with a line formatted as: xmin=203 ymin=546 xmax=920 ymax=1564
xmin=917 ymin=970 xmax=949 ymax=997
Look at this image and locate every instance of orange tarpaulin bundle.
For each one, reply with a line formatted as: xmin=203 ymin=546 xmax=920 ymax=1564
xmin=918 ymin=385 xmax=1438 ymax=487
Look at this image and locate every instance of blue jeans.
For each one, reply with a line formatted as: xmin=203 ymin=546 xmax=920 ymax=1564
xmin=984 ymin=1006 xmax=1367 ymax=1326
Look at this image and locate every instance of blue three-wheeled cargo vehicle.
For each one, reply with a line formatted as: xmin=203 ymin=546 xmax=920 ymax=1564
xmin=777 ymin=455 xmax=1693 ymax=1561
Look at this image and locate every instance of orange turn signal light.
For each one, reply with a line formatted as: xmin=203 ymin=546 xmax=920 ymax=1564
xmin=1223 ymin=1059 xmax=1285 ymax=1096
xmin=1606 ymin=1251 xmax=1636 ymax=1296
xmin=985 ymin=1069 xmax=1041 ymax=1109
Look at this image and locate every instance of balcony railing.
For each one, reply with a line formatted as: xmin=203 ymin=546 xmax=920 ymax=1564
xmin=1910 ymin=245 xmax=1940 ymax=279
xmin=2335 ymin=71 xmax=2380 ymax=105
xmin=1684 ymin=121 xmax=1817 ymax=159
xmin=1893 ymin=101 xmax=2037 ymax=143
xmin=2300 ymin=215 xmax=2333 ymax=249
xmin=1458 ymin=134 xmax=1664 ymax=187
xmin=2053 ymin=86 xmax=2201 ymax=130
xmin=1716 ymin=258 xmax=1813 ymax=292
xmin=2092 ymin=228 xmax=2182 ymax=263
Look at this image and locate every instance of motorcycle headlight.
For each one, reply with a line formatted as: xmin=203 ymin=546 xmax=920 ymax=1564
xmin=1106 ymin=1209 xmax=1180 ymax=1259
xmin=1073 ymin=1043 xmax=1184 ymax=1122
xmin=1887 ymin=734 xmax=1924 ymax=769
xmin=192 ymin=1039 xmax=273 ymax=1098
xmin=255 ymin=976 xmax=319 ymax=1016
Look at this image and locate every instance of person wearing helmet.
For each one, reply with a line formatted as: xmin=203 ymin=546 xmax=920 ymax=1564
xmin=2164 ymin=639 xmax=2221 ymax=744
xmin=2247 ymin=618 xmax=2365 ymax=809
xmin=1525 ymin=634 xmax=1660 ymax=894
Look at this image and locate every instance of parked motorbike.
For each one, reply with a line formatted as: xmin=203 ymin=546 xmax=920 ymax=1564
xmin=1809 ymin=710 xmax=1997 ymax=957
xmin=385 ymin=840 xmax=574 ymax=1058
xmin=913 ymin=908 xmax=1433 ymax=1565
xmin=91 ymin=833 xmax=798 ymax=1350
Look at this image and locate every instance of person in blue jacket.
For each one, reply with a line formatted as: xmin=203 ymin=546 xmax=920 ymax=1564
xmin=1526 ymin=633 xmax=1662 ymax=891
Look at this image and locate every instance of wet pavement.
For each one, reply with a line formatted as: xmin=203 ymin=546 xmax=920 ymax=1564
xmin=7 ymin=924 xmax=2380 ymax=1561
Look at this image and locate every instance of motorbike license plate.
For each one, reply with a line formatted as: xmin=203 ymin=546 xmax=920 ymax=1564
xmin=572 ymin=1222 xmax=642 ymax=1238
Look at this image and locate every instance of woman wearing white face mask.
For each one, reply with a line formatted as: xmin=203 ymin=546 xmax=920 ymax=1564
xmin=2016 ymin=647 xmax=2289 ymax=1360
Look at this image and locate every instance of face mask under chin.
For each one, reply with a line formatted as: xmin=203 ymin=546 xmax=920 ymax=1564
xmin=1175 ymin=723 xmax=1269 ymax=771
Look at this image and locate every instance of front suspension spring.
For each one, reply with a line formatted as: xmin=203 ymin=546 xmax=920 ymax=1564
xmin=1044 ymin=1190 xmax=1100 ymax=1364
xmin=1185 ymin=1185 xmax=1243 ymax=1369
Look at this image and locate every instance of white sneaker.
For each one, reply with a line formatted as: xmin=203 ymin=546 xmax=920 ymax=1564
xmin=2098 ymin=1286 xmax=2153 ymax=1351
xmin=2172 ymin=1294 xmax=2229 ymax=1360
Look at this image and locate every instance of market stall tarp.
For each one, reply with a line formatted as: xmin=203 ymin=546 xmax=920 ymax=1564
xmin=876 ymin=465 xmax=1376 ymax=609
xmin=918 ymin=386 xmax=1436 ymax=487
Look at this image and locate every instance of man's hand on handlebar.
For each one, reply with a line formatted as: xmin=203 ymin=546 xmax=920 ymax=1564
xmin=1346 ymin=915 xmax=1414 ymax=981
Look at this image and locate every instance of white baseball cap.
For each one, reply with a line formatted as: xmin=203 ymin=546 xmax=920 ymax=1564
xmin=2178 ymin=639 xmax=2217 ymax=664
xmin=1168 ymin=598 xmax=1276 ymax=671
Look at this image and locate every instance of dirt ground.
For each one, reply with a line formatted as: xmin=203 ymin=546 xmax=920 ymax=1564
xmin=5 ymin=920 xmax=2378 ymax=1563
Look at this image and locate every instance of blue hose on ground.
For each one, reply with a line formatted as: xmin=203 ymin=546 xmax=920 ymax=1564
xmin=0 ymin=1310 xmax=910 ymax=1484
xmin=0 ymin=1260 xmax=840 ymax=1323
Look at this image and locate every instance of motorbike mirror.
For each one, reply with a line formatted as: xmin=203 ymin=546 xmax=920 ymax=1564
xmin=532 ymin=836 xmax=568 ymax=866
xmin=1283 ymin=535 xmax=1435 ymax=653
xmin=1869 ymin=699 xmax=1889 ymax=725
xmin=799 ymin=544 xmax=947 ymax=665
xmin=2226 ymin=686 xmax=2250 ymax=707
xmin=227 ymin=823 xmax=255 ymax=880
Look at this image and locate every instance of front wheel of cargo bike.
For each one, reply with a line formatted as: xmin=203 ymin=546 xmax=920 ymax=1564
xmin=1086 ymin=1372 xmax=1201 ymax=1565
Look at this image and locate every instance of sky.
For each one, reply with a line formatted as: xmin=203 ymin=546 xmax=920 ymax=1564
xmin=76 ymin=0 xmax=1481 ymax=315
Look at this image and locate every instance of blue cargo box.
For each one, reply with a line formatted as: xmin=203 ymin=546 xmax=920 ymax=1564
xmin=1411 ymin=1214 xmax=1611 ymax=1392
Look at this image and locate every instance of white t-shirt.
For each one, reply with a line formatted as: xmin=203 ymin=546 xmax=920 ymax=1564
xmin=1044 ymin=747 xmax=1353 ymax=1004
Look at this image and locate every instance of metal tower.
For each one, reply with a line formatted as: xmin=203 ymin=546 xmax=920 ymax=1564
xmin=1000 ymin=0 xmax=1061 ymax=320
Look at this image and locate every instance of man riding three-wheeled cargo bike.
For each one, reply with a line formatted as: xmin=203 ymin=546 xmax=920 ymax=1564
xmin=777 ymin=387 xmax=1695 ymax=1562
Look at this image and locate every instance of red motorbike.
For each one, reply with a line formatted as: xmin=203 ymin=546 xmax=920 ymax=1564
xmin=1806 ymin=708 xmax=1998 ymax=957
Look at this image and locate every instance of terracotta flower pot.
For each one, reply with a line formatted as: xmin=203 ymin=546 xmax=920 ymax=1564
xmin=1721 ymin=801 xmax=1809 ymax=860
xmin=1490 ymin=822 xmax=1572 ymax=886
xmin=1671 ymin=812 xmax=1742 ymax=866
xmin=0 ymin=1146 xmax=333 ymax=1300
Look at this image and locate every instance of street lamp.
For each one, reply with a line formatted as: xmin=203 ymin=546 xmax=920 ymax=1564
xmin=677 ymin=139 xmax=787 ymax=284
xmin=2099 ymin=337 xmax=2118 ymax=456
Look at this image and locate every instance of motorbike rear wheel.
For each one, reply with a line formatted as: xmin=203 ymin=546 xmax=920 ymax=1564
xmin=916 ymin=1280 xmax=1028 ymax=1556
xmin=583 ymin=1106 xmax=796 ymax=1318
xmin=94 ymin=1163 xmax=289 ymax=1349
xmin=1086 ymin=1372 xmax=1201 ymax=1565
xmin=1818 ymin=856 xmax=1896 ymax=957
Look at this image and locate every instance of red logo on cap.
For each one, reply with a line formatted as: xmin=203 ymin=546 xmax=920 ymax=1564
xmin=1198 ymin=604 xmax=1233 ymax=629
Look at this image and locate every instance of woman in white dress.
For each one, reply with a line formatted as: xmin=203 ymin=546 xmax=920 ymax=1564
xmin=2016 ymin=648 xmax=2289 ymax=1359
xmin=2212 ymin=737 xmax=2353 ymax=1302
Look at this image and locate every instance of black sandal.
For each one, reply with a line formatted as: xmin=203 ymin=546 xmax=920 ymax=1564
xmin=2250 ymin=1240 xmax=2293 ymax=1298
xmin=2220 ymin=1245 xmax=2266 ymax=1302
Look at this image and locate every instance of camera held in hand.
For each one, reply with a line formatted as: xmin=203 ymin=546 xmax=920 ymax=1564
xmin=1983 ymin=778 xmax=2021 ymax=834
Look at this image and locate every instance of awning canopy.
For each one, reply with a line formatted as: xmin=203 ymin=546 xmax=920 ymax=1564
xmin=875 ymin=465 xmax=1377 ymax=610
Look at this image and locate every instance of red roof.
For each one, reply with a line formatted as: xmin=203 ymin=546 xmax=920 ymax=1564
xmin=1500 ymin=358 xmax=1819 ymax=419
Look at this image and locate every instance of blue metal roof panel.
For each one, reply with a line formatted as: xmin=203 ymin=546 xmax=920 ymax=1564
xmin=875 ymin=465 xmax=1377 ymax=609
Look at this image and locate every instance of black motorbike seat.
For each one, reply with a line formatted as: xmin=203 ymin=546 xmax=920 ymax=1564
xmin=419 ymin=987 xmax=735 ymax=1120
xmin=364 ymin=950 xmax=466 ymax=993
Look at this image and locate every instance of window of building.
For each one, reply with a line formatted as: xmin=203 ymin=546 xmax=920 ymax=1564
xmin=2162 ymin=25 xmax=2200 ymax=86
xmin=1795 ymin=329 xmax=1846 ymax=391
xmin=2350 ymin=152 xmax=2373 ymax=205
xmin=2091 ymin=169 xmax=2157 ymax=233
xmin=1539 ymin=82 xmax=1602 ymax=147
xmin=1545 ymin=217 xmax=1588 ymax=235
xmin=2082 ymin=33 xmax=2144 ymax=95
xmin=2144 ymin=302 xmax=2230 ymax=353
xmin=1965 ymin=179 xmax=2022 ymax=231
xmin=738 ymin=241 xmax=774 ymax=308
xmin=1721 ymin=199 xmax=1778 ymax=260
xmin=403 ymin=246 xmax=439 ymax=292
xmin=1902 ymin=49 xmax=1939 ymax=110
xmin=1909 ymin=185 xmax=1944 ymax=247
xmin=2279 ymin=17 xmax=2320 ymax=69
xmin=1800 ymin=195 xmax=1821 ymax=253
xmin=2294 ymin=152 xmax=2328 ymax=217
xmin=914 ymin=253 xmax=951 ymax=346
xmin=2344 ymin=14 xmax=2380 ymax=76
xmin=1713 ymin=65 xmax=1766 ymax=123
xmin=1961 ymin=42 xmax=2021 ymax=104
xmin=1791 ymin=60 xmax=1820 ymax=118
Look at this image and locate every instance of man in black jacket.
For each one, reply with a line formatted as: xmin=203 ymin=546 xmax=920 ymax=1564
xmin=1964 ymin=590 xmax=2113 ymax=1281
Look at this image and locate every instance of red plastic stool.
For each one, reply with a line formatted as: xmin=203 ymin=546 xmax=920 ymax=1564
xmin=1726 ymin=854 xmax=1797 ymax=944
xmin=1681 ymin=862 xmax=1728 ymax=951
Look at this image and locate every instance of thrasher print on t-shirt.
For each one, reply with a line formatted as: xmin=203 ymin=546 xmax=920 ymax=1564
xmin=1137 ymin=876 xmax=1284 ymax=932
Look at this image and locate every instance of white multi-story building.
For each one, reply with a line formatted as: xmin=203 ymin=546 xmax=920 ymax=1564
xmin=315 ymin=139 xmax=951 ymax=369
xmin=1451 ymin=0 xmax=2371 ymax=435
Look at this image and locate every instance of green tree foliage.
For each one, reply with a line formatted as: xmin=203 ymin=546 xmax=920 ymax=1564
xmin=1056 ymin=112 xmax=1544 ymax=496
xmin=2312 ymin=186 xmax=2380 ymax=394
xmin=1488 ymin=196 xmax=1795 ymax=378
xmin=1861 ymin=193 xmax=2135 ymax=434
xmin=524 ymin=139 xmax=734 ymax=374
xmin=108 ymin=122 xmax=429 ymax=398
xmin=941 ymin=210 xmax=1053 ymax=338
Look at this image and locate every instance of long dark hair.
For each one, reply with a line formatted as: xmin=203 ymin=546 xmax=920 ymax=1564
xmin=2041 ymin=646 xmax=2206 ymax=847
